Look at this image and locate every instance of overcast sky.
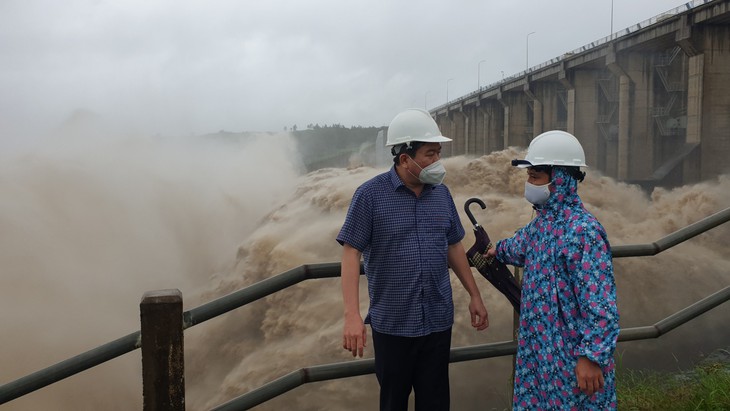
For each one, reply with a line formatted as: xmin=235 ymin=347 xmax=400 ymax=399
xmin=0 ymin=0 xmax=693 ymax=139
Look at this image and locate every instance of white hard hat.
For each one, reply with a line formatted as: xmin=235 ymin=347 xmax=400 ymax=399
xmin=512 ymin=130 xmax=588 ymax=168
xmin=385 ymin=108 xmax=452 ymax=147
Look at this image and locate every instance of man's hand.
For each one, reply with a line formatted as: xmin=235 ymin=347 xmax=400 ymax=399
xmin=342 ymin=314 xmax=367 ymax=357
xmin=469 ymin=296 xmax=489 ymax=331
xmin=447 ymin=241 xmax=490 ymax=332
xmin=575 ymin=356 xmax=604 ymax=396
xmin=341 ymin=244 xmax=366 ymax=357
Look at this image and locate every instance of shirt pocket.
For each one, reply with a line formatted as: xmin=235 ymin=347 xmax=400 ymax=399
xmin=421 ymin=215 xmax=451 ymax=249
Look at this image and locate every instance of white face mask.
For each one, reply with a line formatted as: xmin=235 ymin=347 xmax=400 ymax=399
xmin=524 ymin=181 xmax=551 ymax=205
xmin=411 ymin=160 xmax=446 ymax=185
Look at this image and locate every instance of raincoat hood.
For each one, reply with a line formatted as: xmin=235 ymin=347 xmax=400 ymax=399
xmin=535 ymin=167 xmax=582 ymax=213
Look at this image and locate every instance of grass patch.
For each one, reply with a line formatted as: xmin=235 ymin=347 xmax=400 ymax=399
xmin=617 ymin=361 xmax=730 ymax=410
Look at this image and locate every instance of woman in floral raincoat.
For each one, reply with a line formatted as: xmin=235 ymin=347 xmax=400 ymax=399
xmin=487 ymin=130 xmax=620 ymax=410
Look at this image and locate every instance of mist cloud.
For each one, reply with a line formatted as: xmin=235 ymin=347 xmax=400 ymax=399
xmin=0 ymin=0 xmax=692 ymax=139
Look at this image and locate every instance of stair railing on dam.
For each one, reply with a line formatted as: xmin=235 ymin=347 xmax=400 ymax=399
xmin=1 ymin=206 xmax=729 ymax=409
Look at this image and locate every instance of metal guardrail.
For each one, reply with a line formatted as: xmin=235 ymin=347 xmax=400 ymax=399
xmin=612 ymin=206 xmax=730 ymax=257
xmin=0 ymin=206 xmax=729 ymax=407
xmin=183 ymin=263 xmax=356 ymax=329
xmin=0 ymin=263 xmax=355 ymax=405
xmin=0 ymin=332 xmax=142 ymax=405
xmin=212 ymin=285 xmax=730 ymax=411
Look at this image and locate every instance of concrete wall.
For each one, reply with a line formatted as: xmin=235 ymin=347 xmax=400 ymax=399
xmin=573 ymin=70 xmax=602 ymax=172
xmin=700 ymin=25 xmax=730 ymax=179
xmin=625 ymin=51 xmax=654 ymax=180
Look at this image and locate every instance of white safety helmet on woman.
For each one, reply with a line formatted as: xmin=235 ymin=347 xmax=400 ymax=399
xmin=511 ymin=130 xmax=588 ymax=168
xmin=385 ymin=108 xmax=451 ymax=148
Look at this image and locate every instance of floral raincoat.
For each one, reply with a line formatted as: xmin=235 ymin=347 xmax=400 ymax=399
xmin=495 ymin=167 xmax=620 ymax=410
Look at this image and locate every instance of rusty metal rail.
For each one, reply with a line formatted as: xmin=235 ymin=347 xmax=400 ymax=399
xmin=212 ymin=285 xmax=730 ymax=411
xmin=0 ymin=263 xmax=352 ymax=405
xmin=0 ymin=206 xmax=728 ymax=406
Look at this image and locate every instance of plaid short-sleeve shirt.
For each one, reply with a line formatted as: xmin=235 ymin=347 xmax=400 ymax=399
xmin=337 ymin=166 xmax=465 ymax=337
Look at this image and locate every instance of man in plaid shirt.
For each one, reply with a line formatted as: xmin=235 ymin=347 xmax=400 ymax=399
xmin=338 ymin=108 xmax=489 ymax=411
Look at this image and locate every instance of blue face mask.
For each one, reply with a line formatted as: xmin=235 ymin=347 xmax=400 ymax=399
xmin=412 ymin=160 xmax=446 ymax=185
xmin=524 ymin=181 xmax=551 ymax=205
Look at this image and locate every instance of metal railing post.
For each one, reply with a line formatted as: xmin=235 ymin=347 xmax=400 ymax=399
xmin=140 ymin=289 xmax=185 ymax=411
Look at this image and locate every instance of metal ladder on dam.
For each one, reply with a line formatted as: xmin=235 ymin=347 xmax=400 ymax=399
xmin=2 ymin=206 xmax=730 ymax=410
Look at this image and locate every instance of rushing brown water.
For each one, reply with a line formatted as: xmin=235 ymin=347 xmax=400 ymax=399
xmin=1 ymin=134 xmax=729 ymax=410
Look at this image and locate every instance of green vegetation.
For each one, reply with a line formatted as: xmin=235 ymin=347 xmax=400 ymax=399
xmin=290 ymin=124 xmax=383 ymax=171
xmin=201 ymin=124 xmax=384 ymax=172
xmin=617 ymin=360 xmax=730 ymax=410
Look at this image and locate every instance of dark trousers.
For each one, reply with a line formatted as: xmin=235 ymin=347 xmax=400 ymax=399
xmin=372 ymin=328 xmax=452 ymax=411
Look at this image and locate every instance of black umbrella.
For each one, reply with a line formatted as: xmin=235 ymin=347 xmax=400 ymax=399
xmin=464 ymin=198 xmax=522 ymax=314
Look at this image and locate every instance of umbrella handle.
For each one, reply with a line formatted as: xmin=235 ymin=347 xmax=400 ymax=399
xmin=464 ymin=198 xmax=486 ymax=226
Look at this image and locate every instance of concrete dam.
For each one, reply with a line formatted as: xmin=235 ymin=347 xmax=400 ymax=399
xmin=431 ymin=0 xmax=730 ymax=189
